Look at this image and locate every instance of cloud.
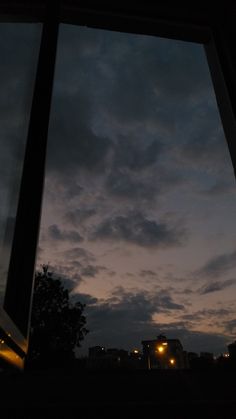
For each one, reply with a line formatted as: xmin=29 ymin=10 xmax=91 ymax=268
xmin=105 ymin=165 xmax=184 ymax=202
xmin=140 ymin=270 xmax=157 ymax=277
xmin=109 ymin=286 xmax=184 ymax=311
xmin=64 ymin=183 xmax=84 ymax=200
xmin=111 ymin=137 xmax=162 ymax=172
xmin=81 ymin=264 xmax=103 ymax=278
xmin=196 ymin=250 xmax=236 ymax=279
xmin=74 ymin=286 xmax=185 ymax=352
xmin=62 ymin=247 xmax=95 ymax=262
xmin=64 ymin=208 xmax=96 ymax=226
xmin=91 ymin=211 xmax=186 ymax=248
xmin=75 ymin=287 xmax=230 ymax=355
xmin=47 ymin=88 xmax=112 ymax=176
xmin=200 ymin=181 xmax=235 ymax=197
xmin=180 ymin=308 xmax=230 ymax=322
xmin=223 ymin=319 xmax=236 ymax=334
xmin=199 ymin=279 xmax=236 ymax=295
xmin=105 ymin=169 xmax=159 ymax=200
xmin=48 ymin=224 xmax=83 ymax=243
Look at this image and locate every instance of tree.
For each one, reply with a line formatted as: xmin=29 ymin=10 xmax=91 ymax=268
xmin=27 ymin=265 xmax=88 ymax=365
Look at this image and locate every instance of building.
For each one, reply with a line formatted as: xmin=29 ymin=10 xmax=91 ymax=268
xmin=228 ymin=341 xmax=236 ymax=362
xmin=142 ymin=335 xmax=187 ymax=369
xmin=87 ymin=346 xmax=129 ymax=369
xmin=88 ymin=346 xmax=106 ymax=358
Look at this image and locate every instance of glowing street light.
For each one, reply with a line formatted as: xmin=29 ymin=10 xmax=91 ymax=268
xmin=169 ymin=358 xmax=175 ymax=365
xmin=157 ymin=346 xmax=165 ymax=353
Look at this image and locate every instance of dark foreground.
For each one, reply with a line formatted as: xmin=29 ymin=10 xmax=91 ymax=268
xmin=1 ymin=367 xmax=236 ymax=418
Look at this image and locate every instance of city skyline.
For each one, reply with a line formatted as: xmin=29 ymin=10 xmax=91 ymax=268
xmin=36 ymin=23 xmax=236 ymax=356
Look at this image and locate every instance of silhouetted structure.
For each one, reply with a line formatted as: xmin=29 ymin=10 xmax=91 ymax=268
xmin=89 ymin=346 xmax=106 ymax=358
xmin=228 ymin=340 xmax=236 ymax=366
xmin=142 ymin=334 xmax=187 ymax=369
xmin=87 ymin=346 xmax=144 ymax=369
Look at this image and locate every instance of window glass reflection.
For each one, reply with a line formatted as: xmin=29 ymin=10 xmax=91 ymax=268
xmin=0 ymin=24 xmax=42 ymax=305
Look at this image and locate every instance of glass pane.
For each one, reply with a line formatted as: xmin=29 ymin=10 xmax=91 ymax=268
xmin=0 ymin=24 xmax=42 ymax=305
xmin=38 ymin=24 xmax=236 ymax=359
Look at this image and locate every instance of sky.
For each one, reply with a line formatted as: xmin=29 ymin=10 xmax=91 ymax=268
xmin=36 ymin=23 xmax=236 ymax=357
xmin=0 ymin=22 xmax=236 ymax=356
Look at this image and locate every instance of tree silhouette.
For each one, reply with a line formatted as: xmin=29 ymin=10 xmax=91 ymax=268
xmin=27 ymin=265 xmax=88 ymax=365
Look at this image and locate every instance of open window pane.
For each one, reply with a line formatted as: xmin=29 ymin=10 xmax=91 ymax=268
xmin=0 ymin=24 xmax=42 ymax=305
xmin=38 ymin=23 xmax=236 ymax=359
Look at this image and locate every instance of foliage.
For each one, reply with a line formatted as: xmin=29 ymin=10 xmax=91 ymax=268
xmin=27 ymin=265 xmax=88 ymax=364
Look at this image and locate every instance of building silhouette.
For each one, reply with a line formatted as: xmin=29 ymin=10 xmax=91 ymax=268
xmin=228 ymin=340 xmax=236 ymax=364
xmin=142 ymin=334 xmax=187 ymax=369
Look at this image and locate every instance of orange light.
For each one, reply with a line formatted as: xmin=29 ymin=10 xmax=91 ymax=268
xmin=157 ymin=346 xmax=164 ymax=353
xmin=170 ymin=358 xmax=175 ymax=365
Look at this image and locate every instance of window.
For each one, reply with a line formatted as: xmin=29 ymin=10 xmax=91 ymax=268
xmin=38 ymin=24 xmax=236 ymax=358
xmin=0 ymin=3 xmax=235 ymax=369
xmin=0 ymin=22 xmax=42 ymax=367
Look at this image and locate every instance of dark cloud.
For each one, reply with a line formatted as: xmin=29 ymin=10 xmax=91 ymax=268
xmin=46 ymin=28 xmax=114 ymax=173
xmin=81 ymin=264 xmax=103 ymax=277
xmin=105 ymin=166 xmax=184 ymax=201
xmin=200 ymin=181 xmax=235 ymax=197
xmin=181 ymin=308 xmax=230 ymax=322
xmin=47 ymin=82 xmax=112 ymax=176
xmin=223 ymin=319 xmax=236 ymax=334
xmin=105 ymin=169 xmax=159 ymax=200
xmin=112 ymin=137 xmax=162 ymax=172
xmin=75 ymin=287 xmax=230 ymax=355
xmin=62 ymin=247 xmax=95 ymax=262
xmin=48 ymin=224 xmax=83 ymax=243
xmin=199 ymin=279 xmax=236 ymax=295
xmin=140 ymin=270 xmax=157 ymax=277
xmin=91 ymin=32 xmax=211 ymax=127
xmin=91 ymin=211 xmax=186 ymax=248
xmin=109 ymin=286 xmax=184 ymax=312
xmin=64 ymin=183 xmax=84 ymax=200
xmin=196 ymin=250 xmax=236 ymax=279
xmin=64 ymin=208 xmax=96 ymax=226
xmin=45 ymin=23 xmax=228 ymax=189
xmin=75 ymin=286 xmax=185 ymax=352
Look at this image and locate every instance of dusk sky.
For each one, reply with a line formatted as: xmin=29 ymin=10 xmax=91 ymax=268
xmin=35 ymin=23 xmax=236 ymax=356
xmin=1 ymin=23 xmax=235 ymax=356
